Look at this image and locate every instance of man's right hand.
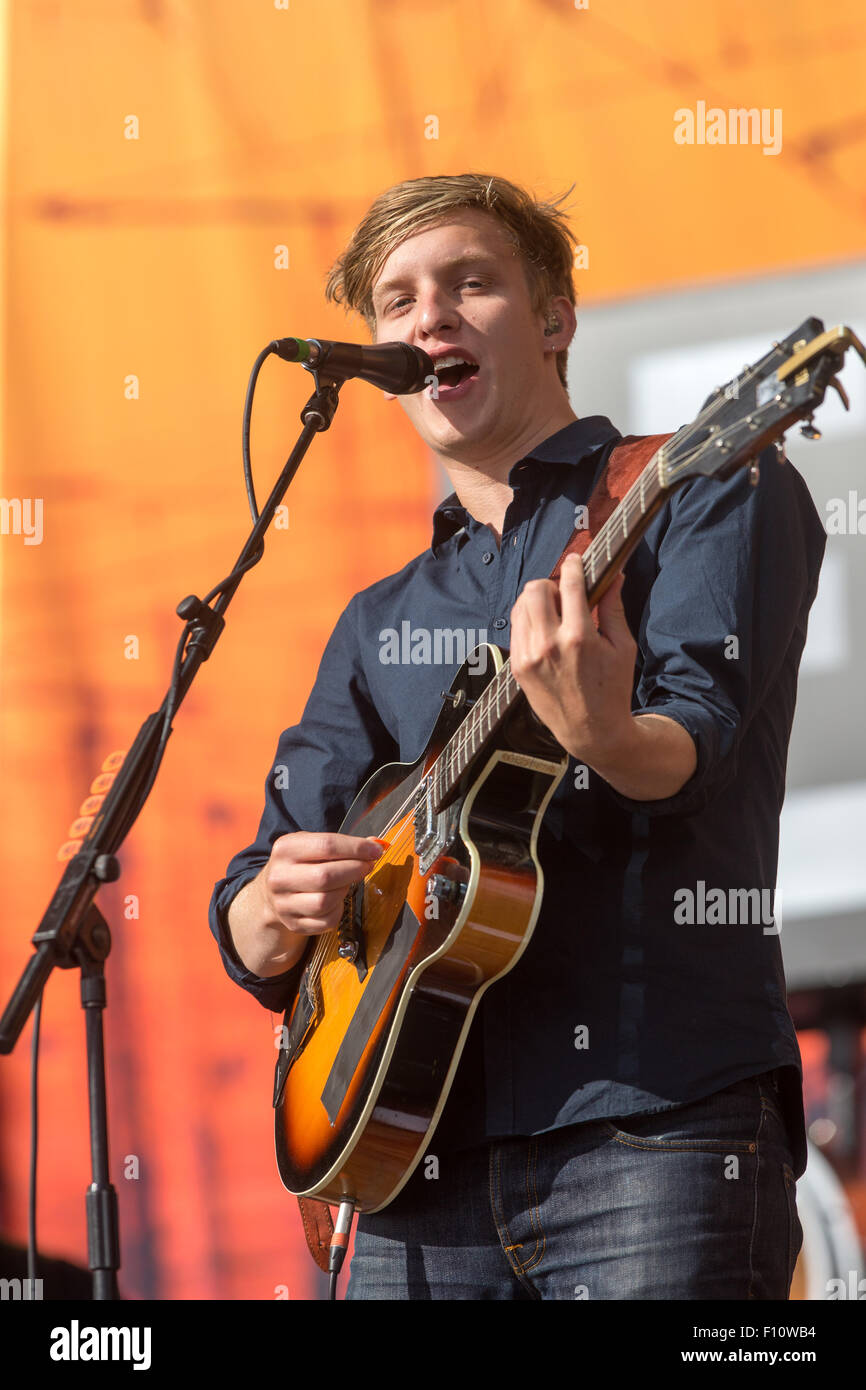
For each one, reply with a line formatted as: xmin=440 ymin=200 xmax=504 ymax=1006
xmin=226 ymin=832 xmax=385 ymax=978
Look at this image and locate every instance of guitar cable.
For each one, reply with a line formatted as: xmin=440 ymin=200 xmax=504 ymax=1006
xmin=328 ymin=1200 xmax=356 ymax=1301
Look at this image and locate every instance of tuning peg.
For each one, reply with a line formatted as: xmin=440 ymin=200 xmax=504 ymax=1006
xmin=799 ymin=417 xmax=821 ymax=440
xmin=748 ymin=462 xmax=760 ymax=486
xmin=828 ymin=376 xmax=850 ymax=411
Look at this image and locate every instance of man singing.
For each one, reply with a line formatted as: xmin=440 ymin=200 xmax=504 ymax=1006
xmin=209 ymin=173 xmax=825 ymax=1299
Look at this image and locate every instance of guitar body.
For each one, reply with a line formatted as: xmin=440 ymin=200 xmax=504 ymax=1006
xmin=274 ymin=644 xmax=567 ymax=1212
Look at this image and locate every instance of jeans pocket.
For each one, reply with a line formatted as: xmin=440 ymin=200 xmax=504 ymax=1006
xmin=603 ymin=1084 xmax=762 ymax=1153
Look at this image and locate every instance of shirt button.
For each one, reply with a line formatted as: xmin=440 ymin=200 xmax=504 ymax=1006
xmin=482 ymin=551 xmax=494 ymax=564
xmin=493 ymin=617 xmax=507 ymax=630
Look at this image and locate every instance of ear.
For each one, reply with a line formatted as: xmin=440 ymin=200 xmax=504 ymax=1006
xmin=542 ymin=295 xmax=577 ymax=355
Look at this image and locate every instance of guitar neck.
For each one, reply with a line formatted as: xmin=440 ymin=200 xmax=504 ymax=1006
xmin=429 ymin=447 xmax=672 ymax=812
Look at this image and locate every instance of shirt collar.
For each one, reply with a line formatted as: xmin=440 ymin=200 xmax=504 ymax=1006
xmin=431 ymin=415 xmax=621 ymax=552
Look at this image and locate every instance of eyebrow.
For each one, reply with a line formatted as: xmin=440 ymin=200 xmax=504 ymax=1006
xmin=372 ymin=252 xmax=500 ymax=307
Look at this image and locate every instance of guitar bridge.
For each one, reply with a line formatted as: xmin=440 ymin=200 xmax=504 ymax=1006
xmin=337 ymin=881 xmax=367 ymax=981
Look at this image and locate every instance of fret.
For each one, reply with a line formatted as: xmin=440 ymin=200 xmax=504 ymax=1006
xmin=457 ymin=714 xmax=467 ymax=768
xmin=452 ymin=726 xmax=463 ymax=782
xmin=433 ymin=636 xmax=559 ymax=805
xmin=640 ymin=469 xmax=646 ymax=515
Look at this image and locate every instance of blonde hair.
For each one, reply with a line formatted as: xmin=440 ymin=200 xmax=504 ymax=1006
xmin=324 ymin=173 xmax=580 ymax=391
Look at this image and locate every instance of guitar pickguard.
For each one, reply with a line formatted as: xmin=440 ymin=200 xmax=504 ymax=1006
xmin=273 ymin=963 xmax=319 ymax=1108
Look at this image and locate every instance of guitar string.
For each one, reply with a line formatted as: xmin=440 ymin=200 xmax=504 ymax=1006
xmin=315 ymin=816 xmax=418 ymax=980
xmin=305 ymin=812 xmax=419 ymax=991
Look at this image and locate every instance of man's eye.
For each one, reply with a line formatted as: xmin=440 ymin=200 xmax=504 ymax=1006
xmin=387 ymin=279 xmax=486 ymax=314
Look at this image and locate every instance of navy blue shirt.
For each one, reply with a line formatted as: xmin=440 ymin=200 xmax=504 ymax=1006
xmin=208 ymin=415 xmax=826 ymax=1178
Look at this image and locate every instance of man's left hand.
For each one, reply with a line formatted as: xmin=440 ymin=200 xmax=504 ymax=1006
xmin=509 ymin=552 xmax=635 ymax=768
xmin=509 ymin=553 xmax=698 ymax=800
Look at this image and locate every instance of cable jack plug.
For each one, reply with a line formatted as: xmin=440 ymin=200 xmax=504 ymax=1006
xmin=328 ymin=1198 xmax=356 ymax=1301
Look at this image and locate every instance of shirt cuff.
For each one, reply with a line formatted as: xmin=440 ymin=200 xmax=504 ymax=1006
xmin=209 ymin=870 xmax=307 ymax=1011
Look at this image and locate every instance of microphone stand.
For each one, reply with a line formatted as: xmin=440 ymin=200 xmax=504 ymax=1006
xmin=0 ymin=366 xmax=347 ymax=1299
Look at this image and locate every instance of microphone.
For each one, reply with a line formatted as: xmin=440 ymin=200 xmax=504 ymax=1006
xmin=270 ymin=337 xmax=435 ymax=395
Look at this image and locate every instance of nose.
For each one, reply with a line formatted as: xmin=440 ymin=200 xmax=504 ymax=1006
xmin=415 ymin=281 xmax=460 ymax=339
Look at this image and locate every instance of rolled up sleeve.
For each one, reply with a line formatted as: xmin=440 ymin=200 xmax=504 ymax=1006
xmin=607 ymin=443 xmax=825 ymax=818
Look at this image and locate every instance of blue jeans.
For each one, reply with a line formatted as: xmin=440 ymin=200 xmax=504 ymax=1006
xmin=344 ymin=1071 xmax=802 ymax=1299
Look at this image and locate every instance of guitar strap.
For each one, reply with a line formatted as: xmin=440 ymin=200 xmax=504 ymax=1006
xmin=297 ymin=1193 xmax=336 ymax=1274
xmin=549 ymin=431 xmax=673 ymax=581
xmin=294 ymin=429 xmax=673 ymax=1274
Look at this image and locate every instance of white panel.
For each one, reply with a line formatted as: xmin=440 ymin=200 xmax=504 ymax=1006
xmin=778 ymin=782 xmax=866 ymax=919
xmin=800 ymin=547 xmax=849 ymax=675
xmin=628 ymin=333 xmax=866 ymax=442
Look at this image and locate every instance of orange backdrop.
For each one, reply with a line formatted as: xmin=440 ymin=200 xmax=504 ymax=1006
xmin=1 ymin=0 xmax=864 ymax=1299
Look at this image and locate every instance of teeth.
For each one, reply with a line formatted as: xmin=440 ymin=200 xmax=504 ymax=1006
xmin=432 ymin=354 xmax=477 ymax=370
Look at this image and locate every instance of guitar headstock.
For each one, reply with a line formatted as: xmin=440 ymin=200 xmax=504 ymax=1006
xmin=659 ymin=318 xmax=866 ymax=490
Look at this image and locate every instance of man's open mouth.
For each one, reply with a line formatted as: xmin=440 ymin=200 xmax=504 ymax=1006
xmin=430 ymin=355 xmax=481 ymax=396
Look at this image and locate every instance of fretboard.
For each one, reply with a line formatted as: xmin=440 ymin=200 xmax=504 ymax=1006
xmin=428 ymin=446 xmax=669 ymax=811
